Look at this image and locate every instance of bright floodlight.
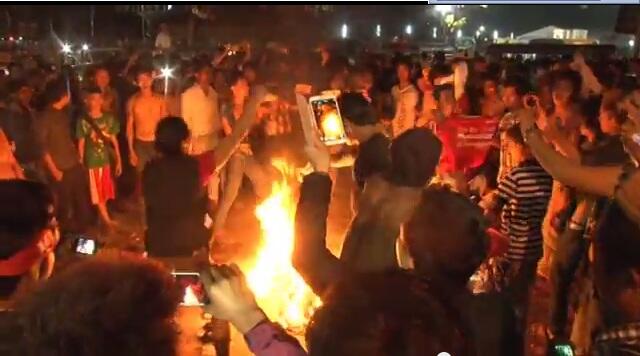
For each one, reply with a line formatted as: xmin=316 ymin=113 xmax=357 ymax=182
xmin=341 ymin=24 xmax=348 ymax=39
xmin=167 ymin=5 xmax=173 ymax=10
xmin=81 ymin=43 xmax=89 ymax=51
xmin=457 ymin=29 xmax=463 ymax=39
xmin=479 ymin=25 xmax=486 ymax=33
xmin=160 ymin=66 xmax=174 ymax=78
xmin=406 ymin=24 xmax=413 ymax=36
xmin=434 ymin=5 xmax=453 ymax=15
xmin=375 ymin=24 xmax=381 ymax=38
xmin=630 ymin=39 xmax=635 ymax=48
xmin=493 ymin=30 xmax=499 ymax=40
xmin=61 ymin=43 xmax=72 ymax=54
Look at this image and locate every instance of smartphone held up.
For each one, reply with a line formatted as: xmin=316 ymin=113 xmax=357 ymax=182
xmin=296 ymin=86 xmax=348 ymax=147
xmin=172 ymin=272 xmax=210 ymax=307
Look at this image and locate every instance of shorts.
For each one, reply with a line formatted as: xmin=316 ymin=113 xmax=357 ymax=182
xmin=134 ymin=139 xmax=156 ymax=172
xmin=88 ymin=166 xmax=115 ymax=205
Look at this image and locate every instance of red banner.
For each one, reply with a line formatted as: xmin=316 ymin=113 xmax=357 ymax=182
xmin=434 ymin=116 xmax=499 ymax=174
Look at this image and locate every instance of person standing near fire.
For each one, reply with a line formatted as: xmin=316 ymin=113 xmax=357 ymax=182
xmin=126 ymin=67 xmax=167 ymax=176
xmin=181 ymin=62 xmax=222 ymax=211
xmin=77 ymin=87 xmax=123 ymax=228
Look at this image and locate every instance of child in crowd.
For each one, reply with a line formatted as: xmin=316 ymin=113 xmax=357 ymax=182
xmin=76 ymin=87 xmax=122 ymax=228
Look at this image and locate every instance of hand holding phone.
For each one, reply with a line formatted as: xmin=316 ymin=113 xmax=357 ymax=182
xmin=199 ymin=264 xmax=266 ymax=334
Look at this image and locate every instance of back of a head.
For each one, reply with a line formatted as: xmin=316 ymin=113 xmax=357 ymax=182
xmin=307 ymin=270 xmax=466 ymax=356
xmin=338 ymin=92 xmax=378 ymax=127
xmin=389 ymin=128 xmax=442 ymax=188
xmin=404 ymin=185 xmax=489 ymax=282
xmin=155 ymin=116 xmax=189 ymax=156
xmin=42 ymin=79 xmax=68 ymax=106
xmin=13 ymin=253 xmax=181 ymax=356
xmin=502 ymin=75 xmax=531 ymax=97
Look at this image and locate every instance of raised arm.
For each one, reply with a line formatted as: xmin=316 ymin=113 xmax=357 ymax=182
xmin=519 ymin=109 xmax=622 ymax=197
xmin=293 ymin=134 xmax=342 ymax=295
xmin=211 ymin=87 xmax=265 ymax=172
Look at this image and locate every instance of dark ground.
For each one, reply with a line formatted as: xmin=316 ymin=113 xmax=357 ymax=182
xmin=66 ymin=167 xmax=551 ymax=355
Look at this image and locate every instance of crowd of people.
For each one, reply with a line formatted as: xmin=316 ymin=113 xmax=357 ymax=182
xmin=0 ymin=26 xmax=640 ymax=355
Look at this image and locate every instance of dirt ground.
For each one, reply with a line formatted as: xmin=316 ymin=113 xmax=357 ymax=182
xmin=74 ymin=166 xmax=550 ymax=356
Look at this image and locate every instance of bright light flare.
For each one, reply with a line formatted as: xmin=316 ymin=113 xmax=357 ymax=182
xmin=245 ymin=160 xmax=321 ymax=331
xmin=160 ymin=66 xmax=174 ymax=78
xmin=81 ymin=43 xmax=89 ymax=51
xmin=341 ymin=24 xmax=348 ymax=39
xmin=434 ymin=5 xmax=453 ymax=15
xmin=630 ymin=39 xmax=636 ymax=48
xmin=61 ymin=42 xmax=72 ymax=54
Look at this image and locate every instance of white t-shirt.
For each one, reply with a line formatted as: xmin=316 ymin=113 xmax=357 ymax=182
xmin=391 ymin=84 xmax=419 ymax=138
xmin=155 ymin=32 xmax=172 ymax=50
xmin=181 ymin=85 xmax=221 ymax=154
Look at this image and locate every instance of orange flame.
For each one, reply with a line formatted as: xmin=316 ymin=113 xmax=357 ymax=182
xmin=320 ymin=111 xmax=343 ymax=140
xmin=245 ymin=159 xmax=321 ymax=332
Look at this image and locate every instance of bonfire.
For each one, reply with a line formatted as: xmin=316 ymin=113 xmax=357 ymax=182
xmin=244 ymin=160 xmax=322 ymax=333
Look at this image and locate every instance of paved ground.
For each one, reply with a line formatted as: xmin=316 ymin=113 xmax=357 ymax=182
xmin=72 ymin=166 xmax=550 ymax=355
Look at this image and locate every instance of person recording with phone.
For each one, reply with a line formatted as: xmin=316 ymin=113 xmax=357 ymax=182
xmin=0 ymin=180 xmax=58 ymax=310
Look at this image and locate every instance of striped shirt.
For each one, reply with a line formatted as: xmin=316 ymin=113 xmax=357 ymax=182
xmin=497 ymin=160 xmax=552 ymax=261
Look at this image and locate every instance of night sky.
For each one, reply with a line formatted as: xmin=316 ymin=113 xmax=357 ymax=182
xmin=472 ymin=5 xmax=620 ymax=34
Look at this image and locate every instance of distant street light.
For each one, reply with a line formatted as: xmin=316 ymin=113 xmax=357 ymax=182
xmin=479 ymin=25 xmax=486 ymax=33
xmin=457 ymin=29 xmax=462 ymax=39
xmin=376 ymin=24 xmax=381 ymax=38
xmin=81 ymin=43 xmax=89 ymax=51
xmin=630 ymin=39 xmax=635 ymax=48
xmin=493 ymin=30 xmax=499 ymax=41
xmin=341 ymin=24 xmax=348 ymax=39
xmin=406 ymin=24 xmax=413 ymax=36
xmin=432 ymin=27 xmax=437 ymax=38
xmin=61 ymin=43 xmax=72 ymax=54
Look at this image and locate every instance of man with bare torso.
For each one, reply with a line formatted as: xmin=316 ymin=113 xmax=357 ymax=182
xmin=127 ymin=68 xmax=167 ymax=173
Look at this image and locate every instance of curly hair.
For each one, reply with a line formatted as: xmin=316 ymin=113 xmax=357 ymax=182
xmin=10 ymin=254 xmax=182 ymax=356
